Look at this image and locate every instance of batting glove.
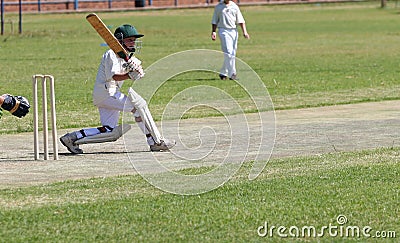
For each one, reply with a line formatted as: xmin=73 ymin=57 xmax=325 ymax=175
xmin=124 ymin=56 xmax=142 ymax=72
xmin=128 ymin=69 xmax=144 ymax=81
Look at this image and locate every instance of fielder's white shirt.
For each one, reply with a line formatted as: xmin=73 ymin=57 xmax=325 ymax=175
xmin=211 ymin=1 xmax=245 ymax=29
xmin=93 ymin=49 xmax=127 ymax=105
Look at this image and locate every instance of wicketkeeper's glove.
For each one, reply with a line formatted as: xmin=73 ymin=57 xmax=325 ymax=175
xmin=0 ymin=94 xmax=30 ymax=118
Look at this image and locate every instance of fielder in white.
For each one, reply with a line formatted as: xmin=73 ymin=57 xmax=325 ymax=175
xmin=211 ymin=0 xmax=250 ymax=80
xmin=60 ymin=24 xmax=175 ymax=154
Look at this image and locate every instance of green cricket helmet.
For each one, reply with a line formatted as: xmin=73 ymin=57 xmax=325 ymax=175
xmin=114 ymin=24 xmax=144 ymax=53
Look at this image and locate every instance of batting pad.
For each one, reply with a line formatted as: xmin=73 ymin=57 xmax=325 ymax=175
xmin=75 ymin=124 xmax=131 ymax=145
xmin=127 ymin=87 xmax=162 ymax=144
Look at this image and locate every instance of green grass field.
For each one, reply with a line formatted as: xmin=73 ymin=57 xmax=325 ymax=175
xmin=0 ymin=2 xmax=399 ymax=242
xmin=0 ymin=148 xmax=398 ymax=241
xmin=0 ymin=1 xmax=399 ymax=133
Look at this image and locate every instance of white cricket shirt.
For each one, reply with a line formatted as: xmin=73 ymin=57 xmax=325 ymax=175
xmin=92 ymin=49 xmax=127 ymax=105
xmin=211 ymin=1 xmax=245 ymax=29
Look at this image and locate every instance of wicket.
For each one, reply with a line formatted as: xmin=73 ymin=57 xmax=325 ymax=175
xmin=32 ymin=74 xmax=58 ymax=160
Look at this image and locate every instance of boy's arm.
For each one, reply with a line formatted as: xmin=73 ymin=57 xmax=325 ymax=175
xmin=239 ymin=23 xmax=250 ymax=39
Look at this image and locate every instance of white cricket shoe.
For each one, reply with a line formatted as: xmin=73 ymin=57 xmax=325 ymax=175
xmin=60 ymin=132 xmax=83 ymax=154
xmin=150 ymin=139 xmax=176 ymax=152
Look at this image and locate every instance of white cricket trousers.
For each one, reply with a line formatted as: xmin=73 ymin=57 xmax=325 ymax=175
xmin=96 ymin=91 xmax=135 ymax=128
xmin=218 ymin=28 xmax=238 ymax=78
xmin=78 ymin=91 xmax=153 ymax=145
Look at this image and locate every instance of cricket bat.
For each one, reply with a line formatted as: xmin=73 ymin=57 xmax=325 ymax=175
xmin=86 ymin=13 xmax=130 ymax=61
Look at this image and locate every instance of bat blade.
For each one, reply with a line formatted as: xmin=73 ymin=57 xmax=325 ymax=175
xmin=86 ymin=13 xmax=129 ymax=61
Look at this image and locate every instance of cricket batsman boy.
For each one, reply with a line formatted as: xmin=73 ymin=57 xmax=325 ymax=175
xmin=60 ymin=24 xmax=175 ymax=154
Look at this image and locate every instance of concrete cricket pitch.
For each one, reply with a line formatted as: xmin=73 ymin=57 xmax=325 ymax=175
xmin=0 ymin=100 xmax=399 ymax=188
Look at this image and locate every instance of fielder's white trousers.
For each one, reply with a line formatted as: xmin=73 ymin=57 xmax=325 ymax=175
xmin=218 ymin=28 xmax=238 ymax=78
